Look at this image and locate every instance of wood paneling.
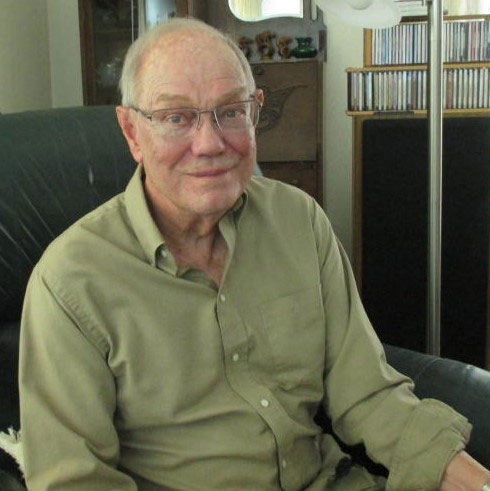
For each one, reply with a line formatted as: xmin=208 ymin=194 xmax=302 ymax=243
xmin=252 ymin=59 xmax=323 ymax=204
xmin=253 ymin=60 xmax=318 ymax=162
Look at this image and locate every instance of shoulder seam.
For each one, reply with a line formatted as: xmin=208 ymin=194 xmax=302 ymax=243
xmin=37 ymin=267 xmax=110 ymax=356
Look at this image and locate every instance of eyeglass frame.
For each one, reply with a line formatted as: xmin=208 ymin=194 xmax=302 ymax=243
xmin=129 ymin=95 xmax=263 ymax=137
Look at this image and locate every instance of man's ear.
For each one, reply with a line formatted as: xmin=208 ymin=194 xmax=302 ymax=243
xmin=255 ymin=88 xmax=264 ymax=106
xmin=116 ymin=106 xmax=143 ymax=163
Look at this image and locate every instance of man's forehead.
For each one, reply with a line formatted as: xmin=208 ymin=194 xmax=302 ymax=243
xmin=138 ymin=31 xmax=248 ymax=105
xmin=153 ymin=85 xmax=249 ymax=106
xmin=145 ymin=29 xmax=240 ymax=69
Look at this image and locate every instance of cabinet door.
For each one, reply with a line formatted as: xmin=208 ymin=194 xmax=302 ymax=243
xmin=79 ymin=0 xmax=139 ymax=105
xmin=252 ymin=60 xmax=318 ymax=162
xmin=79 ymin=0 xmax=190 ymax=106
xmin=357 ymin=116 xmax=490 ymax=368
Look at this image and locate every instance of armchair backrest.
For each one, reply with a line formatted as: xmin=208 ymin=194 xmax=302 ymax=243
xmin=0 ymin=106 xmax=136 ymax=324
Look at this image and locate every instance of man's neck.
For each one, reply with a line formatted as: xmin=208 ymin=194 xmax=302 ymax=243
xmin=150 ymin=201 xmax=229 ymax=287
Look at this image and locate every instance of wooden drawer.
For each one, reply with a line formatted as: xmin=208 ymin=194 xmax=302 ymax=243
xmin=259 ymin=161 xmax=320 ymax=203
xmin=252 ymin=60 xmax=318 ymax=162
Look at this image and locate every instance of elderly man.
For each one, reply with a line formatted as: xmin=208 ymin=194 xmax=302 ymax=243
xmin=19 ymin=18 xmax=490 ymax=491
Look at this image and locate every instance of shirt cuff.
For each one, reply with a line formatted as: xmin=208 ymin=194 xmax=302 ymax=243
xmin=386 ymin=398 xmax=472 ymax=490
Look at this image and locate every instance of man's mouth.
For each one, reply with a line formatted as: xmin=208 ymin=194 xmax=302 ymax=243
xmin=188 ymin=166 xmax=233 ymax=178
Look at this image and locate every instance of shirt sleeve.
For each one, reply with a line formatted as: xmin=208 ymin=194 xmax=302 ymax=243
xmin=310 ymin=199 xmax=471 ymax=490
xmin=19 ymin=267 xmax=137 ymax=490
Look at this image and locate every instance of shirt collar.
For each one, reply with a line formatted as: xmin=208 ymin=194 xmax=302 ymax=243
xmin=124 ymin=164 xmax=249 ymax=267
xmin=231 ymin=189 xmax=248 ymax=223
xmin=124 ymin=165 xmax=165 ymax=267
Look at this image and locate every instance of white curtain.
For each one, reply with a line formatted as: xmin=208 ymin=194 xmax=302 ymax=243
xmin=444 ymin=0 xmax=490 ymax=14
xmin=229 ymin=0 xmax=263 ymax=19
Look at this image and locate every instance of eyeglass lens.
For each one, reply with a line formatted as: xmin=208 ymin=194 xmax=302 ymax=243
xmin=149 ymin=100 xmax=259 ymax=138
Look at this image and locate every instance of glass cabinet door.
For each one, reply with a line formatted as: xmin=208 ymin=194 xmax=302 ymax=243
xmin=79 ymin=0 xmax=139 ymax=105
xmin=79 ymin=0 xmax=187 ymax=105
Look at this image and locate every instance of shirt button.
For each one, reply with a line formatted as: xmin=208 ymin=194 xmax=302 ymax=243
xmin=281 ymin=459 xmax=287 ymax=469
xmin=232 ymin=353 xmax=240 ymax=362
xmin=260 ymin=399 xmax=270 ymax=408
xmin=220 ymin=294 xmax=226 ymax=302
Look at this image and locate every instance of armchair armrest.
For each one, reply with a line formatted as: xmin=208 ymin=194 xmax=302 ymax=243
xmin=384 ymin=343 xmax=490 ymax=469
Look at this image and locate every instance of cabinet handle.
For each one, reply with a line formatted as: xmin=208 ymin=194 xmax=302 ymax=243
xmin=253 ymin=66 xmax=264 ymax=76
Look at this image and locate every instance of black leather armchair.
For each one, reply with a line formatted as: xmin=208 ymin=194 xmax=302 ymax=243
xmin=1 ymin=106 xmax=489 ymax=487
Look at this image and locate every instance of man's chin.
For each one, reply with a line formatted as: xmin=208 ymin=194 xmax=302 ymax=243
xmin=190 ymin=189 xmax=242 ymax=217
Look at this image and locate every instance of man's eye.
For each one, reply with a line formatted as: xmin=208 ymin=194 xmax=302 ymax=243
xmin=224 ymin=109 xmax=239 ymax=118
xmin=153 ymin=111 xmax=195 ymax=127
xmin=221 ymin=106 xmax=246 ymax=119
xmin=164 ymin=113 xmax=192 ymax=125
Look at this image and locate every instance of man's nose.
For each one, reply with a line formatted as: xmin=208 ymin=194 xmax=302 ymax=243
xmin=190 ymin=113 xmax=226 ymax=156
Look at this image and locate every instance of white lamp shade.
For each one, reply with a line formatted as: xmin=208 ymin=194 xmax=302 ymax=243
xmin=316 ymin=0 xmax=401 ymax=28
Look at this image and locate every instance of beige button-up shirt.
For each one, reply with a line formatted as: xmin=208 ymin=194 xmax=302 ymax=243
xmin=19 ymin=166 xmax=470 ymax=490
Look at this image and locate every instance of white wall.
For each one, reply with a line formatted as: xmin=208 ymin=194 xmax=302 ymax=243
xmin=0 ymin=0 xmax=52 ymax=113
xmin=47 ymin=0 xmax=83 ymax=108
xmin=0 ymin=0 xmax=82 ymax=114
xmin=322 ymin=18 xmax=364 ymax=259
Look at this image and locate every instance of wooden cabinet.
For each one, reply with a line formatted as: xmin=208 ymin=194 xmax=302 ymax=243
xmin=253 ymin=59 xmax=323 ymax=203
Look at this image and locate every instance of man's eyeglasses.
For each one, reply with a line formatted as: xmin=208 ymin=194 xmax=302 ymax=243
xmin=130 ymin=97 xmax=262 ymax=139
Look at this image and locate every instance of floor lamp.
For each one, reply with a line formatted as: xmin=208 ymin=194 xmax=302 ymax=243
xmin=427 ymin=0 xmax=443 ymax=357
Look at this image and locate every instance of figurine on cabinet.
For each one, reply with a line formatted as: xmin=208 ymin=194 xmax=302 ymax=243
xmin=238 ymin=36 xmax=254 ymax=59
xmin=291 ymin=37 xmax=318 ymax=59
xmin=255 ymin=31 xmax=276 ymax=60
xmin=276 ymin=36 xmax=292 ymax=59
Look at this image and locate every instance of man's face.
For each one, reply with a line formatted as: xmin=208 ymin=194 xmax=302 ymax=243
xmin=118 ymin=31 xmax=262 ymax=223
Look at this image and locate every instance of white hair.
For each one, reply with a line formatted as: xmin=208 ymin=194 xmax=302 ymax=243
xmin=119 ymin=18 xmax=256 ymax=107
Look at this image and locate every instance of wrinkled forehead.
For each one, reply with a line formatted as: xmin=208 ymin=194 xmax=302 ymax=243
xmin=136 ymin=30 xmax=248 ymax=106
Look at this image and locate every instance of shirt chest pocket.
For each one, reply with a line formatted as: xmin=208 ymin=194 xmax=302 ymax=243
xmin=258 ymin=285 xmax=326 ymax=389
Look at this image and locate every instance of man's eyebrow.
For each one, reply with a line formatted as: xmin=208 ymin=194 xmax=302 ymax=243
xmin=154 ymin=94 xmax=193 ymax=106
xmin=215 ymin=87 xmax=249 ymax=105
xmin=154 ymin=87 xmax=249 ymax=107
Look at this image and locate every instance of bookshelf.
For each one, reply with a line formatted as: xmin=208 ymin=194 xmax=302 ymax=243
xmin=349 ymin=15 xmax=490 ymax=369
xmin=364 ymin=16 xmax=490 ymax=66
xmin=347 ymin=15 xmax=490 ymax=115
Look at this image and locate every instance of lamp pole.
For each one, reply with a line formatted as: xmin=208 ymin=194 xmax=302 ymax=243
xmin=426 ymin=0 xmax=443 ymax=356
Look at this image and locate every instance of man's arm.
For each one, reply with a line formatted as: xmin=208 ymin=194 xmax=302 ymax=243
xmin=441 ymin=451 xmax=490 ymax=491
xmin=19 ymin=268 xmax=137 ymax=490
xmin=308 ymin=198 xmax=476 ymax=489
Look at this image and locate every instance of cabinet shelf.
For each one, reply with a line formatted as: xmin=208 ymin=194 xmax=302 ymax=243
xmin=346 ymin=108 xmax=490 ymax=116
xmin=94 ymin=28 xmax=134 ymax=39
xmin=347 ymin=62 xmax=490 ymax=72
